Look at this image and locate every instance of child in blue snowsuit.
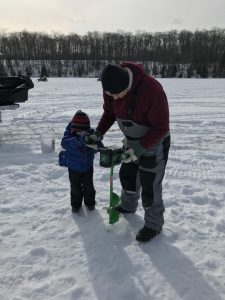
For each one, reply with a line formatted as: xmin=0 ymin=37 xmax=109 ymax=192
xmin=59 ymin=110 xmax=101 ymax=212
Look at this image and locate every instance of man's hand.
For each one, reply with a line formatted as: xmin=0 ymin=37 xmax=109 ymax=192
xmin=122 ymin=139 xmax=146 ymax=157
xmin=131 ymin=143 xmax=146 ymax=157
xmin=84 ymin=130 xmax=103 ymax=144
xmin=121 ymin=148 xmax=137 ymax=163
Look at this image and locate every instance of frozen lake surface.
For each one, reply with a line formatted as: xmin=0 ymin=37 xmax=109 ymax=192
xmin=0 ymin=78 xmax=225 ymax=300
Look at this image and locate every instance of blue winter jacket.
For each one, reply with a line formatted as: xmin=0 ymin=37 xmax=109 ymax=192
xmin=59 ymin=122 xmax=97 ymax=172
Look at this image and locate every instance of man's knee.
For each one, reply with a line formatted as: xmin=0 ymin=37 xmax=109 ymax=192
xmin=119 ymin=162 xmax=139 ymax=192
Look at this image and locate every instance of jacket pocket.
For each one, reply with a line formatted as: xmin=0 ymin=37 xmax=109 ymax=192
xmin=58 ymin=151 xmax=68 ymax=167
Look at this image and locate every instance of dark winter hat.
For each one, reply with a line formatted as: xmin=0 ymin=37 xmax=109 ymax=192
xmin=101 ymin=64 xmax=129 ymax=94
xmin=71 ymin=110 xmax=90 ymax=131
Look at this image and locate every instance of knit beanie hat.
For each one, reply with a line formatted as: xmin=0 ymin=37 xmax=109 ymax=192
xmin=71 ymin=110 xmax=90 ymax=132
xmin=101 ymin=64 xmax=129 ymax=94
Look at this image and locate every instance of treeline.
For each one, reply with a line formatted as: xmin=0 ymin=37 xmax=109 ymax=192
xmin=0 ymin=28 xmax=225 ymax=77
xmin=0 ymin=60 xmax=218 ymax=79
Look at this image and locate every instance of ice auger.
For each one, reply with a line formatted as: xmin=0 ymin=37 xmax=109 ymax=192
xmin=99 ymin=147 xmax=125 ymax=224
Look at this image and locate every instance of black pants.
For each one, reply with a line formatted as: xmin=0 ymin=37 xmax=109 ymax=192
xmin=119 ymin=135 xmax=170 ymax=231
xmin=68 ymin=167 xmax=96 ymax=208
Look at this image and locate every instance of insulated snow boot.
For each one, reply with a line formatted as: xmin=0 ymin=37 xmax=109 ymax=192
xmin=114 ymin=205 xmax=136 ymax=214
xmin=136 ymin=226 xmax=161 ymax=242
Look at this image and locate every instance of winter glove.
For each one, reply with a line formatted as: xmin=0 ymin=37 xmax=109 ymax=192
xmin=121 ymin=148 xmax=138 ymax=163
xmin=84 ymin=130 xmax=103 ymax=144
xmin=84 ymin=131 xmax=104 ymax=151
xmin=131 ymin=143 xmax=146 ymax=157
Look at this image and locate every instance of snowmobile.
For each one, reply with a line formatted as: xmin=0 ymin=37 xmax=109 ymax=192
xmin=0 ymin=75 xmax=34 ymax=110
xmin=37 ymin=76 xmax=48 ymax=82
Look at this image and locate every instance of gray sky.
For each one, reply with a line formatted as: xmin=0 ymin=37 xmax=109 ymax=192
xmin=1 ymin=0 xmax=225 ymax=34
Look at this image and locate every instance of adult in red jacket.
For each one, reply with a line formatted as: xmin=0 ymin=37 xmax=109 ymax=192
xmin=94 ymin=62 xmax=170 ymax=242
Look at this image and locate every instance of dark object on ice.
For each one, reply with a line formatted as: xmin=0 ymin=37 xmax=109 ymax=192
xmin=38 ymin=76 xmax=48 ymax=82
xmin=0 ymin=75 xmax=34 ymax=106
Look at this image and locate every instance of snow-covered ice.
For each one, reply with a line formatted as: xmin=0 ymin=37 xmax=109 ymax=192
xmin=0 ymin=78 xmax=225 ymax=300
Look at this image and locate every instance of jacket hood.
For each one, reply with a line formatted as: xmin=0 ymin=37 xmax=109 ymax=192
xmin=120 ymin=62 xmax=146 ymax=92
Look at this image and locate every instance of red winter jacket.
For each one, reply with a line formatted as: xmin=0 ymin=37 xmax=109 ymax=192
xmin=97 ymin=62 xmax=170 ymax=149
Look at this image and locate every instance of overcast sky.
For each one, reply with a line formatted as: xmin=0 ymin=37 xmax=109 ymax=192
xmin=1 ymin=0 xmax=225 ymax=35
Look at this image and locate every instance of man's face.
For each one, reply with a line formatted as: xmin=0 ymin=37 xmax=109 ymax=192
xmin=105 ymin=87 xmax=129 ymax=100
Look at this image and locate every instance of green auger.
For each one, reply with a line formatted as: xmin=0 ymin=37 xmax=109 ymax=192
xmin=99 ymin=147 xmax=126 ymax=224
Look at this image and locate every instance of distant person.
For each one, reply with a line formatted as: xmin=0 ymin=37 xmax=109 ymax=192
xmin=59 ymin=110 xmax=102 ymax=212
xmin=87 ymin=62 xmax=170 ymax=242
